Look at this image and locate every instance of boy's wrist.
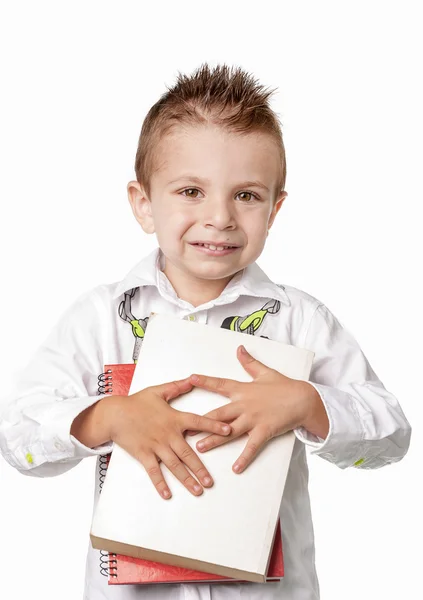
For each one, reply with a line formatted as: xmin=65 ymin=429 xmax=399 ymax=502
xmin=96 ymin=395 xmax=123 ymax=442
xmin=298 ymin=382 xmax=330 ymax=440
xmin=70 ymin=395 xmax=123 ymax=448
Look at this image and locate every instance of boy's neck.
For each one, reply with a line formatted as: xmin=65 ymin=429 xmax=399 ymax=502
xmin=161 ymin=257 xmax=238 ymax=308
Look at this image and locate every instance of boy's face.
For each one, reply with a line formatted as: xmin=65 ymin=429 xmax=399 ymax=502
xmin=128 ymin=124 xmax=287 ymax=298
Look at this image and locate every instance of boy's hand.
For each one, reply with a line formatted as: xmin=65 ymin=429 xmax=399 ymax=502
xmin=187 ymin=345 xmax=328 ymax=474
xmin=102 ymin=378 xmax=231 ymax=500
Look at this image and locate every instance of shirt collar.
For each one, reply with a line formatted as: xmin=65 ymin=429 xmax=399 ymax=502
xmin=112 ymin=247 xmax=291 ymax=307
xmin=113 ymin=247 xmax=160 ymax=299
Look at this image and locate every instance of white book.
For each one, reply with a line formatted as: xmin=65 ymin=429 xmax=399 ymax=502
xmin=90 ymin=313 xmax=314 ymax=583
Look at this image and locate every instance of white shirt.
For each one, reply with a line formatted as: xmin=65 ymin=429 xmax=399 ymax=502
xmin=0 ymin=247 xmax=411 ymax=600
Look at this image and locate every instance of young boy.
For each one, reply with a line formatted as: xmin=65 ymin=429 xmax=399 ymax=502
xmin=0 ymin=63 xmax=411 ymax=599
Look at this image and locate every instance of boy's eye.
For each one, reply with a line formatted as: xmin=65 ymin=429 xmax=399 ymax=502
xmin=237 ymin=191 xmax=256 ymax=202
xmin=181 ymin=188 xmax=202 ymax=198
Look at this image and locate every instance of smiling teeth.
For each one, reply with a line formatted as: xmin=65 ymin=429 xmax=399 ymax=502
xmin=199 ymin=243 xmax=233 ymax=250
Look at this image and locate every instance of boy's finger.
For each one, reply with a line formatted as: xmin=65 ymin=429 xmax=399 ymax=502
xmin=159 ymin=446 xmax=205 ymax=497
xmin=186 ymin=404 xmax=239 ymax=436
xmin=158 ymin=378 xmax=194 ymax=402
xmin=141 ymin=453 xmax=172 ymax=500
xmin=237 ymin=345 xmax=271 ymax=379
xmin=232 ymin=430 xmax=267 ymax=474
xmin=196 ymin=416 xmax=246 ymax=452
xmin=170 ymin=438 xmax=216 ymax=490
xmin=201 ymin=402 xmax=240 ymax=422
xmin=189 ymin=374 xmax=238 ymax=397
xmin=183 ymin=412 xmax=232 ymax=436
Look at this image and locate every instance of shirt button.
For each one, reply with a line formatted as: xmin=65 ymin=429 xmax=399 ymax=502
xmin=187 ymin=314 xmax=197 ymax=322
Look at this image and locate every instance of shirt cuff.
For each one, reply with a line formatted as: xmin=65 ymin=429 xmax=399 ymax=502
xmin=70 ymin=434 xmax=114 ymax=458
xmin=38 ymin=395 xmax=114 ymax=465
xmin=293 ymin=381 xmax=365 ymax=468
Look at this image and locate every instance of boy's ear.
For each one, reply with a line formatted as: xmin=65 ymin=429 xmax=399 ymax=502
xmin=127 ymin=180 xmax=155 ymax=234
xmin=267 ymin=190 xmax=288 ymax=231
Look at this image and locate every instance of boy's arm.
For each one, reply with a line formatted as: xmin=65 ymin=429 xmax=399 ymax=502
xmin=293 ymin=302 xmax=411 ymax=469
xmin=0 ymin=289 xmax=113 ymax=477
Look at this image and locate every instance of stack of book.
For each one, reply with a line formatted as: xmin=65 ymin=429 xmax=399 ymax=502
xmin=90 ymin=313 xmax=314 ymax=585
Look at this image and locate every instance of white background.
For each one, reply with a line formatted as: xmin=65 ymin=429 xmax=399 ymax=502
xmin=0 ymin=1 xmax=421 ymax=599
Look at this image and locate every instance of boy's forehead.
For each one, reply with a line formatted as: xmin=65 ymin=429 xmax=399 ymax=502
xmin=152 ymin=125 xmax=281 ymax=187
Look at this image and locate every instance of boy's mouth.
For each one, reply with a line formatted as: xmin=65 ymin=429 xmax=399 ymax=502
xmin=191 ymin=242 xmax=238 ymax=250
xmin=189 ymin=242 xmax=240 ymax=256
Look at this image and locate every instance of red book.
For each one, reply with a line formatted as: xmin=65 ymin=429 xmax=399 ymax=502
xmin=97 ymin=363 xmax=284 ymax=585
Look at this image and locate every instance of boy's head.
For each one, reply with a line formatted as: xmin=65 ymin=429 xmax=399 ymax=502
xmin=127 ymin=63 xmax=288 ymax=302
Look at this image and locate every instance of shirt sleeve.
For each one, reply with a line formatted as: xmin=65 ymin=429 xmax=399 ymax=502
xmin=0 ymin=289 xmax=113 ymax=477
xmin=293 ymin=302 xmax=412 ymax=469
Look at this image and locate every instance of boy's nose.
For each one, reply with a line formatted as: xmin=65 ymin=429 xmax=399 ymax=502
xmin=202 ymin=197 xmax=236 ymax=230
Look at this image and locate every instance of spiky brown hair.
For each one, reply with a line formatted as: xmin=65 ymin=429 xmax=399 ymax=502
xmin=134 ymin=63 xmax=286 ymax=198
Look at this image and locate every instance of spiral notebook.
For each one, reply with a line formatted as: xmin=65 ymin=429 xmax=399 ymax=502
xmin=97 ymin=362 xmax=284 ymax=585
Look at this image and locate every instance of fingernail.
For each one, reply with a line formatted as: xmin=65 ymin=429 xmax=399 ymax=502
xmin=203 ymin=476 xmax=212 ymax=485
xmin=233 ymin=463 xmax=240 ymax=472
xmin=222 ymin=425 xmax=230 ymax=433
xmin=194 ymin=483 xmax=202 ymax=493
xmin=197 ymin=441 xmax=205 ymax=450
xmin=240 ymin=345 xmax=247 ymax=354
xmin=162 ymin=489 xmax=171 ymax=498
xmin=191 ymin=375 xmax=199 ymax=383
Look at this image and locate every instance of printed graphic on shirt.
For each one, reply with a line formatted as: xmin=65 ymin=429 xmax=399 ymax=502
xmin=220 ymin=299 xmax=281 ymax=338
xmin=118 ymin=287 xmax=149 ymax=364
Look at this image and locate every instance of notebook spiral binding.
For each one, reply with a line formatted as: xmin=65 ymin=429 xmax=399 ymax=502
xmin=98 ymin=455 xmax=109 ymax=492
xmin=100 ymin=551 xmax=118 ymax=578
xmin=97 ymin=369 xmax=113 ymax=395
xmin=97 ymin=369 xmax=113 ymax=493
xmin=97 ymin=369 xmax=117 ymax=579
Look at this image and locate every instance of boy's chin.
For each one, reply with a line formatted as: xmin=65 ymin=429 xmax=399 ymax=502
xmin=188 ymin=264 xmax=242 ymax=281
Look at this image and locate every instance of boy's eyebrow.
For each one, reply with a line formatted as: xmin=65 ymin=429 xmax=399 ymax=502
xmin=167 ymin=175 xmax=270 ymax=192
